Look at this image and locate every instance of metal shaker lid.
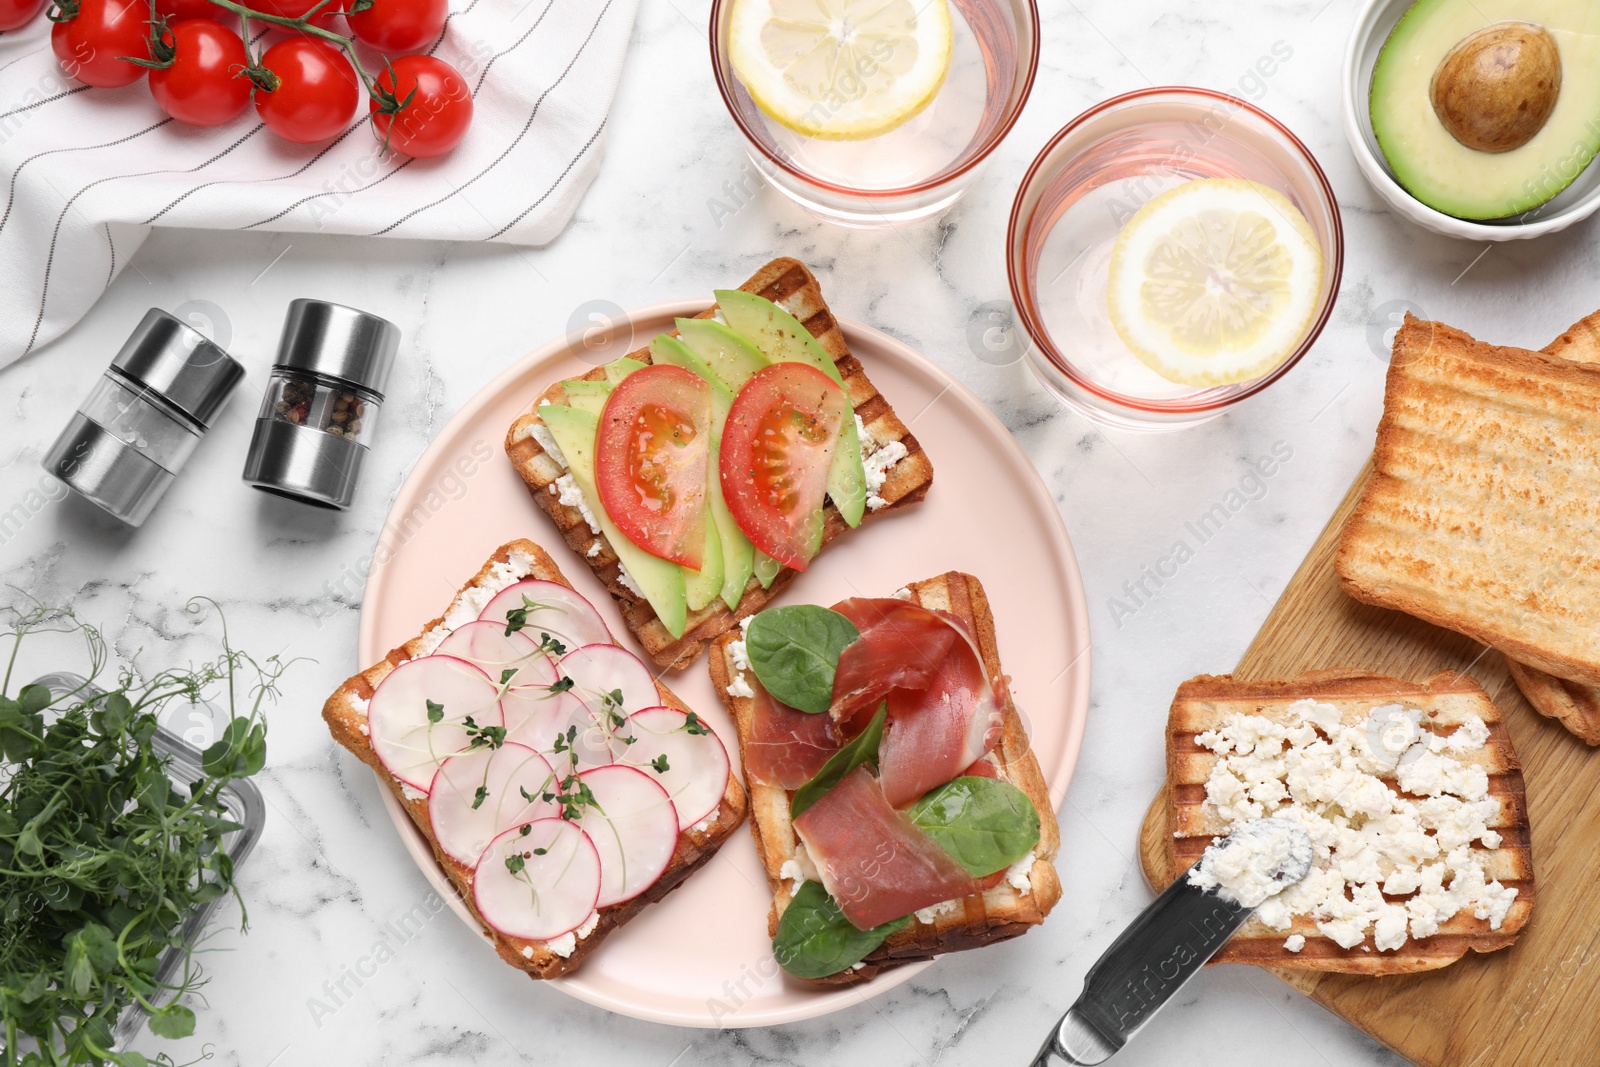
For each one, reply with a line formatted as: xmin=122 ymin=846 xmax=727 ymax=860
xmin=273 ymin=299 xmax=400 ymax=397
xmin=111 ymin=308 xmax=244 ymax=427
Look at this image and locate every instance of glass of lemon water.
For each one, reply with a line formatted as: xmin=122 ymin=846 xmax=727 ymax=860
xmin=711 ymin=0 xmax=1039 ymax=228
xmin=1007 ymin=88 xmax=1345 ymax=432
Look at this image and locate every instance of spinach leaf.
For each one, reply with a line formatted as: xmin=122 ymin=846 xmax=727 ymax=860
xmin=908 ymin=776 xmax=1041 ymax=876
xmin=790 ymin=704 xmax=886 ymax=820
xmin=746 ymin=605 xmax=859 ymax=714
xmin=772 ymin=880 xmax=910 ymax=979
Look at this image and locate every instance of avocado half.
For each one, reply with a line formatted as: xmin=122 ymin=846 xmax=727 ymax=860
xmin=1370 ymin=0 xmax=1600 ymax=220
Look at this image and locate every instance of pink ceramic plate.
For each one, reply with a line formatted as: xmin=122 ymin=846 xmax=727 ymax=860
xmin=358 ymin=302 xmax=1091 ymax=1027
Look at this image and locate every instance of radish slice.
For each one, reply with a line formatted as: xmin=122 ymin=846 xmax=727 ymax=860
xmin=474 ymin=819 xmax=601 ymax=942
xmin=435 ymin=622 xmax=539 ymax=682
xmin=556 ymin=644 xmax=661 ymax=768
xmin=477 ymin=580 xmax=611 ymax=652
xmin=558 ymin=643 xmax=660 ymax=713
xmin=428 ymin=744 xmax=560 ymax=867
xmin=501 ymin=681 xmax=577 ymax=755
xmin=368 ymin=655 xmax=503 ymax=792
xmin=613 ymin=707 xmax=731 ymax=831
xmin=577 ymin=764 xmax=679 ymax=906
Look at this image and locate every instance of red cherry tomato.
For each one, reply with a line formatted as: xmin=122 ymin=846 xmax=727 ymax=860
xmin=51 ymin=0 xmax=150 ymax=88
xmin=370 ymin=55 xmax=472 ymax=157
xmin=153 ymin=0 xmax=228 ymax=22
xmin=345 ymin=0 xmax=445 ymax=53
xmin=719 ymin=363 xmax=848 ymax=571
xmin=595 ymin=365 xmax=712 ymax=568
xmin=254 ymin=36 xmax=359 ymax=143
xmin=255 ymin=0 xmax=338 ymax=27
xmin=148 ymin=21 xmax=250 ymax=126
xmin=0 ymin=0 xmax=46 ymax=32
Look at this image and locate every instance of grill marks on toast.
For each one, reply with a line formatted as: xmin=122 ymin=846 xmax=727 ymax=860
xmin=505 ymin=257 xmax=933 ymax=670
xmin=1335 ymin=317 xmax=1600 ymax=688
xmin=706 ymin=571 xmax=1061 ymax=985
xmin=1161 ymin=669 xmax=1535 ymax=974
xmin=319 ymin=539 xmax=748 ymax=980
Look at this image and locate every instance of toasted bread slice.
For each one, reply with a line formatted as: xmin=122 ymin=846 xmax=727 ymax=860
xmin=1506 ymin=656 xmax=1600 ymax=745
xmin=706 ymin=571 xmax=1061 ymax=985
xmin=321 ymin=539 xmax=748 ymax=980
xmin=1500 ymin=313 xmax=1600 ymax=738
xmin=505 ymin=257 xmax=934 ymax=671
xmin=1335 ymin=316 xmax=1600 ymax=686
xmin=1159 ymin=668 xmax=1534 ymax=974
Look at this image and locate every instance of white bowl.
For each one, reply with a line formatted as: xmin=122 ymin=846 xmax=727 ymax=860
xmin=1342 ymin=0 xmax=1600 ymax=241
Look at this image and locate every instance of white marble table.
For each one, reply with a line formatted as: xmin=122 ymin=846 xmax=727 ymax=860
xmin=4 ymin=0 xmax=1596 ymax=1063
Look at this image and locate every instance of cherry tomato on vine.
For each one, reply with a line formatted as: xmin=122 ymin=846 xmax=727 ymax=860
xmin=345 ymin=0 xmax=445 ymax=54
xmin=0 ymin=0 xmax=46 ymax=32
xmin=370 ymin=55 xmax=472 ymax=158
xmin=253 ymin=36 xmax=359 ymax=143
xmin=153 ymin=0 xmax=228 ymax=22
xmin=148 ymin=20 xmax=250 ymax=126
xmin=51 ymin=0 xmax=150 ymax=88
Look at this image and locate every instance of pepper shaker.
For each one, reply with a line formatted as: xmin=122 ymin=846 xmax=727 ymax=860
xmin=43 ymin=308 xmax=244 ymax=527
xmin=242 ymin=300 xmax=400 ymax=509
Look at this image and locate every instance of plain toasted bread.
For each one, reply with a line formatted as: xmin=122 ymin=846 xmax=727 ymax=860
xmin=1498 ymin=312 xmax=1600 ymax=740
xmin=1157 ymin=669 xmax=1534 ymax=974
xmin=505 ymin=257 xmax=934 ymax=671
xmin=1335 ymin=315 xmax=1600 ymax=686
xmin=321 ymin=539 xmax=748 ymax=979
xmin=705 ymin=571 xmax=1061 ymax=985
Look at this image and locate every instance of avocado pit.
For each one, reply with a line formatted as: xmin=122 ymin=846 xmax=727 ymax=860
xmin=1429 ymin=20 xmax=1561 ymax=154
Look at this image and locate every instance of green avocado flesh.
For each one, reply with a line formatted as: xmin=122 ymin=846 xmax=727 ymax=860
xmin=537 ymin=404 xmax=688 ymax=639
xmin=1370 ymin=0 xmax=1600 ymax=219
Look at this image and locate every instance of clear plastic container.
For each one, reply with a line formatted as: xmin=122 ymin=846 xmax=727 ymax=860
xmin=77 ymin=373 xmax=203 ymax=471
xmin=26 ymin=673 xmax=266 ymax=1052
xmin=261 ymin=369 xmax=377 ymax=444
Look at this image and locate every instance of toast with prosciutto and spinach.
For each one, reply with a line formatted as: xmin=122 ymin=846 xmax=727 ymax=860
xmin=505 ymin=258 xmax=933 ymax=672
xmin=706 ymin=571 xmax=1061 ymax=983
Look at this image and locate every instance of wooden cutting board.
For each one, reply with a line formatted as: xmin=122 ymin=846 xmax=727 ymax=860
xmin=1137 ymin=461 xmax=1600 ymax=1067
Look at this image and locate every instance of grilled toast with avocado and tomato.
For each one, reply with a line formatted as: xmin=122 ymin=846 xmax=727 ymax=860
xmin=321 ymin=539 xmax=747 ymax=979
xmin=706 ymin=571 xmax=1061 ymax=983
xmin=505 ymin=258 xmax=933 ymax=671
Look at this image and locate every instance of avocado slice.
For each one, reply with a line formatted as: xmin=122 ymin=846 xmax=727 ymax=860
xmin=603 ymin=357 xmax=649 ymax=386
xmin=1370 ymin=0 xmax=1600 ymax=219
xmin=714 ymin=289 xmax=868 ymax=528
xmin=684 ymin=519 xmax=724 ymax=613
xmin=649 ymin=334 xmax=754 ymax=610
xmin=537 ymin=404 xmax=688 ymax=639
xmin=675 ymin=317 xmax=770 ymax=391
xmin=752 ymin=550 xmax=781 ymax=590
xmin=562 ymin=379 xmax=612 ymax=418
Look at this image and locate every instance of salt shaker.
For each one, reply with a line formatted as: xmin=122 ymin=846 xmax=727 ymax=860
xmin=43 ymin=308 xmax=244 ymax=527
xmin=241 ymin=300 xmax=400 ymax=509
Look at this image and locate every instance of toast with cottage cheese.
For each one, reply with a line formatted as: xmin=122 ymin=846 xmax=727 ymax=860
xmin=1153 ymin=669 xmax=1534 ymax=975
xmin=321 ymin=538 xmax=747 ymax=980
xmin=706 ymin=570 xmax=1061 ymax=984
xmin=504 ymin=257 xmax=934 ymax=672
xmin=1496 ymin=311 xmax=1600 ymax=742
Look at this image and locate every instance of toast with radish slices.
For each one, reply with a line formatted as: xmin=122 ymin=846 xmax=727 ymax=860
xmin=505 ymin=257 xmax=934 ymax=672
xmin=706 ymin=571 xmax=1061 ymax=984
xmin=321 ymin=539 xmax=747 ymax=979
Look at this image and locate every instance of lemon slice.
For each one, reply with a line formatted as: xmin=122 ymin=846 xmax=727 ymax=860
xmin=727 ymin=0 xmax=953 ymax=141
xmin=1107 ymin=178 xmax=1324 ymax=387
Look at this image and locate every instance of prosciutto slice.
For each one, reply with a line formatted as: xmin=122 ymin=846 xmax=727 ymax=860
xmin=743 ymin=682 xmax=841 ymax=789
xmin=792 ymin=766 xmax=978 ymax=930
xmin=878 ymin=612 xmax=1004 ymax=807
xmin=829 ymin=599 xmax=960 ymax=728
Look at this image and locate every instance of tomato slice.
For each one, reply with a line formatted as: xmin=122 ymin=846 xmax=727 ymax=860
xmin=719 ymin=363 xmax=848 ymax=571
xmin=595 ymin=364 xmax=711 ymax=568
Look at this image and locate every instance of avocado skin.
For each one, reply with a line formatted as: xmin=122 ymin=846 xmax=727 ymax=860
xmin=1370 ymin=0 xmax=1600 ymax=220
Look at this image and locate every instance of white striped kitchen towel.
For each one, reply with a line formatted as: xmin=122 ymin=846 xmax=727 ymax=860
xmin=0 ymin=0 xmax=638 ymax=367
